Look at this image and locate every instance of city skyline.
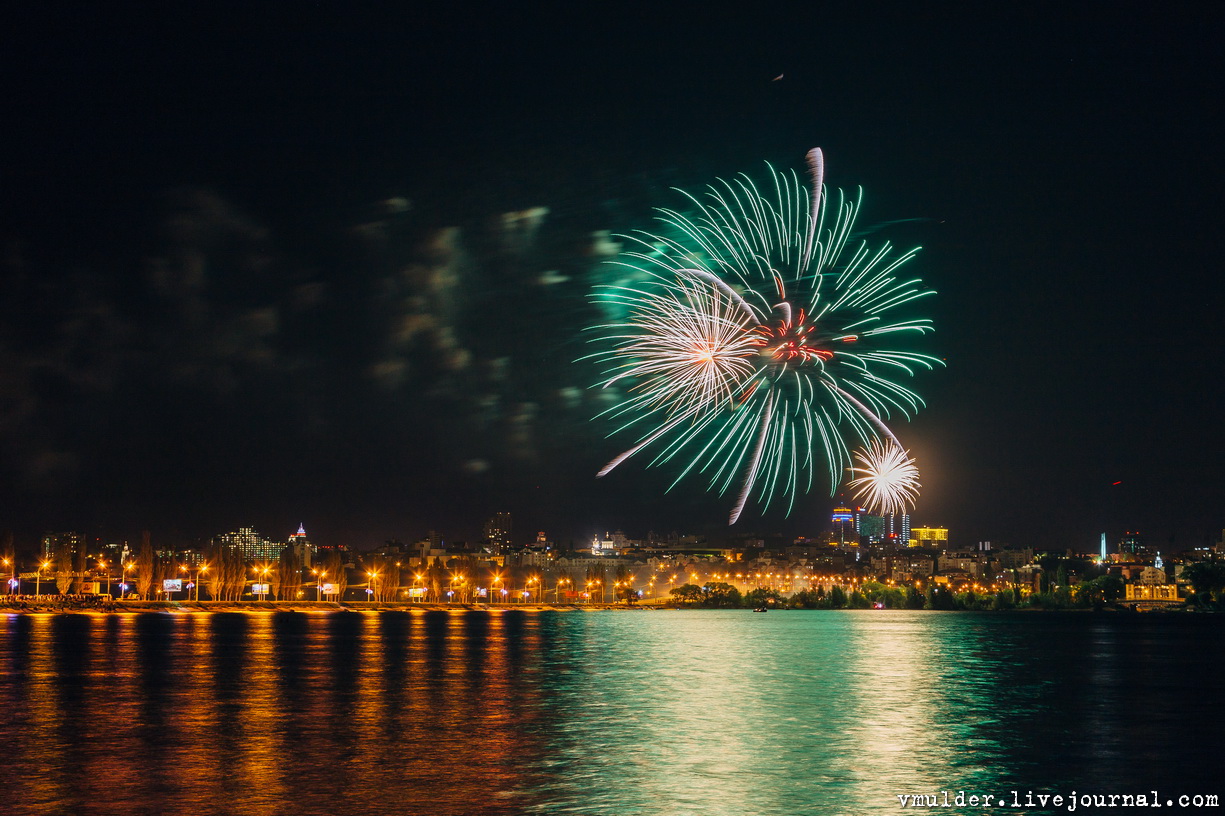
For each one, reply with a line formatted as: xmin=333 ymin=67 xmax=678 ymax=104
xmin=2 ymin=6 xmax=1222 ymax=551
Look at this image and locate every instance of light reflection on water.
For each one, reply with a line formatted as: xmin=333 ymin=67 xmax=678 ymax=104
xmin=1 ymin=610 xmax=1221 ymax=816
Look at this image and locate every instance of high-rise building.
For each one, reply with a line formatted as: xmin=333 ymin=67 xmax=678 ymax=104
xmin=215 ymin=527 xmax=280 ymax=562
xmin=42 ymin=531 xmax=83 ymax=560
xmin=1118 ymin=531 xmax=1144 ymax=556
xmin=484 ymin=512 xmax=513 ymax=553
xmin=912 ymin=526 xmax=949 ymax=547
xmin=886 ymin=514 xmax=911 ymax=547
xmin=855 ymin=510 xmax=885 ymax=544
xmin=288 ymin=523 xmax=313 ymax=568
xmin=832 ymin=505 xmax=855 ymax=544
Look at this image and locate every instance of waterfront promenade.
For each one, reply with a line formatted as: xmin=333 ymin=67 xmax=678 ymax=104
xmin=0 ymin=597 xmax=647 ymax=614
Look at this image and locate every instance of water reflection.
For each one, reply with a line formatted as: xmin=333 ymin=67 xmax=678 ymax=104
xmin=0 ymin=610 xmax=1222 ymax=815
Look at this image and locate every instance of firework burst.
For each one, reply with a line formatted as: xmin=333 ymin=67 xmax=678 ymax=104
xmin=848 ymin=438 xmax=921 ymax=517
xmin=587 ymin=148 xmax=940 ymax=523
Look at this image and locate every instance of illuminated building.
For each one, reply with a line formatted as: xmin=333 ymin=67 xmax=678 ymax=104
xmin=484 ymin=512 xmax=513 ymax=554
xmin=1118 ymin=531 xmax=1144 ymax=556
xmin=1124 ymin=583 xmax=1179 ymax=603
xmin=886 ymin=513 xmax=911 ymax=547
xmin=42 ymin=531 xmax=83 ymax=559
xmin=590 ymin=530 xmax=629 ymax=555
xmin=855 ymin=510 xmax=885 ymax=544
xmin=288 ymin=523 xmax=313 ymax=568
xmin=832 ymin=505 xmax=855 ymax=544
xmin=912 ymin=526 xmax=949 ymax=547
xmin=215 ymin=527 xmax=280 ymax=562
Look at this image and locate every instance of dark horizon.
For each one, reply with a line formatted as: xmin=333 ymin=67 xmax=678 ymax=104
xmin=3 ymin=4 xmax=1223 ymax=553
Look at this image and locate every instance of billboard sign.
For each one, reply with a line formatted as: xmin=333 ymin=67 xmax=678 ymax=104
xmin=162 ymin=579 xmax=182 ymax=593
xmin=408 ymin=587 xmax=426 ymax=597
xmin=322 ymin=583 xmax=337 ymax=595
xmin=252 ymin=583 xmax=270 ymax=594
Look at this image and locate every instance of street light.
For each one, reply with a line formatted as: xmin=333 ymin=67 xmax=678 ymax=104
xmin=253 ymin=565 xmax=271 ymax=600
xmin=99 ymin=559 xmax=109 ymax=598
xmin=37 ymin=560 xmax=51 ymax=597
xmin=367 ymin=571 xmax=380 ymax=602
xmin=2 ymin=557 xmax=13 ymax=595
xmin=197 ymin=563 xmax=208 ymax=601
xmin=123 ymin=562 xmax=135 ymax=599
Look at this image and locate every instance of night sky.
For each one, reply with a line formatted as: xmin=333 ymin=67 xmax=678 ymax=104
xmin=3 ymin=3 xmax=1223 ymax=551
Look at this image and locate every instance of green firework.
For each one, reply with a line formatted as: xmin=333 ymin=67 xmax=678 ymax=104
xmin=586 ymin=148 xmax=941 ymax=524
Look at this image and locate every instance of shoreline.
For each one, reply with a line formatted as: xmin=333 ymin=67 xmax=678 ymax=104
xmin=1 ymin=600 xmax=1203 ymax=615
xmin=0 ymin=600 xmax=652 ymax=614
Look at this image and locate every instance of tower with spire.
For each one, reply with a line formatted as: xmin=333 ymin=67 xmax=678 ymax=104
xmin=288 ymin=523 xmax=313 ymax=568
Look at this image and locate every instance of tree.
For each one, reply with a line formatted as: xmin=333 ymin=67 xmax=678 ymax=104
xmin=614 ymin=566 xmax=635 ymax=602
xmin=360 ymin=555 xmax=402 ymax=602
xmin=154 ymin=558 xmax=177 ymax=599
xmin=585 ymin=564 xmax=607 ymax=603
xmin=702 ymin=582 xmax=741 ymax=608
xmin=554 ymin=570 xmax=575 ymax=603
xmin=268 ymin=554 xmax=283 ymax=601
xmin=1 ymin=534 xmax=12 ymax=593
xmin=787 ymin=589 xmax=820 ymax=608
xmin=670 ymin=583 xmax=703 ymax=605
xmin=743 ymin=587 xmax=783 ymax=608
xmin=1076 ymin=574 xmax=1124 ymax=608
xmin=990 ymin=590 xmax=1016 ymax=610
xmin=325 ymin=551 xmax=347 ymax=600
xmin=426 ymin=556 xmax=448 ymax=602
xmin=55 ymin=541 xmax=74 ymax=595
xmin=204 ymin=544 xmax=246 ymax=601
xmin=925 ymin=585 xmax=955 ymax=610
xmin=1182 ymin=561 xmax=1225 ymax=604
xmin=449 ymin=556 xmax=480 ymax=603
xmin=378 ymin=558 xmax=401 ymax=602
xmin=136 ymin=532 xmax=155 ymax=598
xmin=863 ymin=581 xmax=906 ymax=609
xmin=828 ymin=585 xmax=848 ymax=609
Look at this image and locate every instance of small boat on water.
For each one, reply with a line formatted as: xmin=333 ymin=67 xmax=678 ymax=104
xmin=752 ymin=607 xmax=768 ymax=613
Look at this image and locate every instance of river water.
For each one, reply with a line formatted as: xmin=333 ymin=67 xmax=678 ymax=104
xmin=1 ymin=609 xmax=1220 ymax=815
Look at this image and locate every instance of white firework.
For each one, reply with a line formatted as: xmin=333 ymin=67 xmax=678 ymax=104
xmin=593 ymin=271 xmax=758 ymax=417
xmin=848 ymin=438 xmax=920 ymax=516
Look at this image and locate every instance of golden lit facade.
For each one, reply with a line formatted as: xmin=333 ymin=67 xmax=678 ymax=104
xmin=910 ymin=526 xmax=949 ymax=547
xmin=1124 ymin=584 xmax=1179 ymax=602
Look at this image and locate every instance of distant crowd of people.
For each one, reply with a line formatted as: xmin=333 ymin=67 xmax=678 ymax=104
xmin=1 ymin=594 xmax=116 ymax=611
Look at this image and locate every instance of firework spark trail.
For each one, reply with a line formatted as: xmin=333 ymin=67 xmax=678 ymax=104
xmin=848 ymin=438 xmax=921 ymax=517
xmin=587 ymin=148 xmax=941 ymax=522
xmin=730 ymin=392 xmax=775 ymax=525
xmin=833 ymin=385 xmax=903 ymax=449
xmin=800 ymin=147 xmax=824 ymax=272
